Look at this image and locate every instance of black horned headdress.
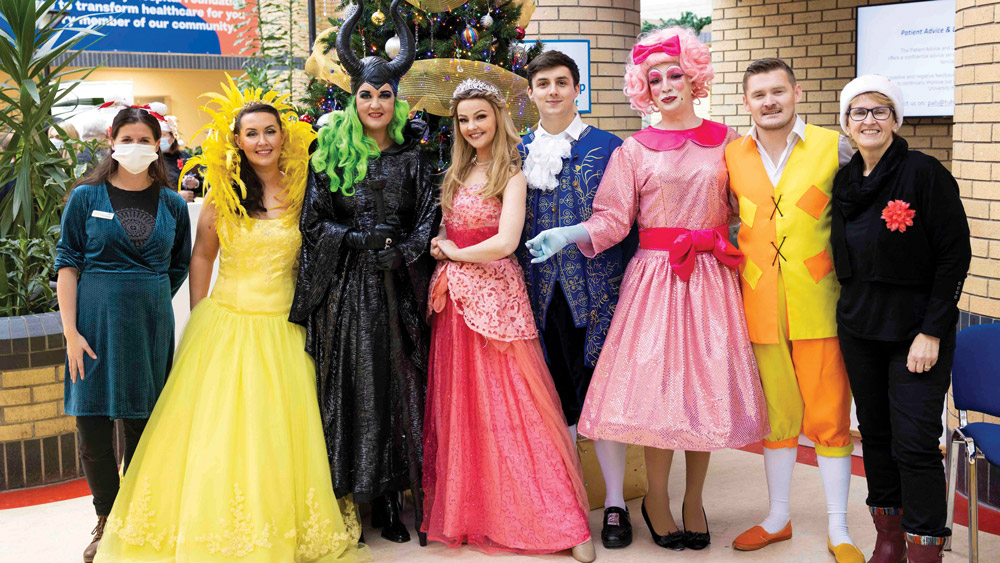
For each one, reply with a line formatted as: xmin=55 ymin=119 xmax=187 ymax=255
xmin=337 ymin=0 xmax=415 ymax=95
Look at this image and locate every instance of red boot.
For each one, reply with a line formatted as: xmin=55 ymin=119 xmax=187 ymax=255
xmin=868 ymin=507 xmax=906 ymax=563
xmin=904 ymin=533 xmax=945 ymax=563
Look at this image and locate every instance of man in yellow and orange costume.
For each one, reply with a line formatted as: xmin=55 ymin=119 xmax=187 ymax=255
xmin=725 ymin=58 xmax=863 ymax=563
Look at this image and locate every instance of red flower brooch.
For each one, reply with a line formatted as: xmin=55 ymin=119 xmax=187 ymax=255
xmin=881 ymin=200 xmax=916 ymax=232
xmin=176 ymin=158 xmax=185 ymax=170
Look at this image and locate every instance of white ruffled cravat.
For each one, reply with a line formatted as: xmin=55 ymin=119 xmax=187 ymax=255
xmin=523 ymin=127 xmax=573 ymax=192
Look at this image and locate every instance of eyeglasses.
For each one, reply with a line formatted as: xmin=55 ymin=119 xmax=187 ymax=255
xmin=848 ymin=106 xmax=894 ymax=121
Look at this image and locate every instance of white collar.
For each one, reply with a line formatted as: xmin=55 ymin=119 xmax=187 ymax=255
xmin=536 ymin=114 xmax=586 ymax=142
xmin=743 ymin=115 xmax=807 ymax=146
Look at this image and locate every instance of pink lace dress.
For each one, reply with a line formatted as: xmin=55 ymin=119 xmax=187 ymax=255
xmin=421 ymin=184 xmax=590 ymax=554
xmin=576 ymin=121 xmax=769 ymax=451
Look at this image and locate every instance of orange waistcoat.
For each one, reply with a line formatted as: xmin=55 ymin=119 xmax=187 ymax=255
xmin=725 ymin=124 xmax=841 ymax=344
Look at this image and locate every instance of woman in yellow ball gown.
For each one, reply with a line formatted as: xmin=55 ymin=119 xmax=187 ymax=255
xmin=95 ymin=81 xmax=371 ymax=562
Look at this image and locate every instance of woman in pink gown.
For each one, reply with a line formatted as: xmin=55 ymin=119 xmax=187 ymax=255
xmin=527 ymin=28 xmax=769 ymax=551
xmin=421 ymin=79 xmax=595 ymax=561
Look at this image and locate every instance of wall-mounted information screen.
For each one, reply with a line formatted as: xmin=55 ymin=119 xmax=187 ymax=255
xmin=857 ymin=0 xmax=955 ymax=117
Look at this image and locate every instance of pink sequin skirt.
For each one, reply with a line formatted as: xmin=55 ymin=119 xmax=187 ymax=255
xmin=421 ymin=281 xmax=591 ymax=554
xmin=578 ymin=249 xmax=769 ymax=451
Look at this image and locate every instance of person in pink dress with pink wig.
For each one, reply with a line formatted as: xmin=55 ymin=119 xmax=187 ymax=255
xmin=421 ymin=78 xmax=596 ymax=562
xmin=527 ymin=27 xmax=769 ymax=552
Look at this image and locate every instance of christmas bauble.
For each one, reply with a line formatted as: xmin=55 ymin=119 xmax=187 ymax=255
xmin=515 ymin=26 xmax=525 ymax=40
xmin=385 ymin=35 xmax=400 ymax=58
xmin=511 ymin=45 xmax=526 ymax=69
xmin=371 ymin=9 xmax=385 ymax=25
xmin=461 ymin=25 xmax=479 ymax=48
xmin=480 ymin=14 xmax=493 ymax=28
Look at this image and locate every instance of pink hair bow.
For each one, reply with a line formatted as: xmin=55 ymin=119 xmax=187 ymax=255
xmin=631 ymin=35 xmax=681 ymax=65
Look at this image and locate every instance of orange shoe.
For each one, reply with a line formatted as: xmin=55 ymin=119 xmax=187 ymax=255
xmin=732 ymin=521 xmax=793 ymax=551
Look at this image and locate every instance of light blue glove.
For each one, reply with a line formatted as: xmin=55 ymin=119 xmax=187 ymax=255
xmin=525 ymin=224 xmax=591 ymax=263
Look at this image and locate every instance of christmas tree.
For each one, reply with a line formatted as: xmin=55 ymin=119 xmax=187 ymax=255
xmin=300 ymin=0 xmax=542 ymax=171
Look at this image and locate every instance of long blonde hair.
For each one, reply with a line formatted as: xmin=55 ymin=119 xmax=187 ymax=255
xmin=440 ymin=86 xmax=522 ymax=212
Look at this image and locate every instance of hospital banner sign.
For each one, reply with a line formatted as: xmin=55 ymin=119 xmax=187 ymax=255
xmin=57 ymin=0 xmax=254 ymax=56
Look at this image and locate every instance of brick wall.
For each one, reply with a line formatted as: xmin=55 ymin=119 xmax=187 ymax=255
xmin=710 ymin=0 xmax=953 ymax=168
xmin=0 ymin=366 xmax=73 ymax=443
xmin=528 ymin=0 xmax=643 ymax=139
xmin=948 ymin=1 xmax=1000 ymax=506
xmin=0 ymin=314 xmax=82 ymax=490
xmin=953 ymin=0 xmax=1000 ymax=320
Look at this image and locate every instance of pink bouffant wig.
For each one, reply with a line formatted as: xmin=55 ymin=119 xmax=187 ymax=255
xmin=623 ymin=27 xmax=714 ymax=115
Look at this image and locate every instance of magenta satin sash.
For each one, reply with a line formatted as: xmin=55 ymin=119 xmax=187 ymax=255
xmin=638 ymin=224 xmax=743 ymax=282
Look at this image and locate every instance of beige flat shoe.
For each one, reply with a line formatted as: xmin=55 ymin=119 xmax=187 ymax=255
xmin=571 ymin=538 xmax=596 ymax=562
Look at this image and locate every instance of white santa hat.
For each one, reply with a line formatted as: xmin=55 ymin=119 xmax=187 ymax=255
xmin=163 ymin=115 xmax=185 ymax=146
xmin=839 ymin=74 xmax=904 ymax=134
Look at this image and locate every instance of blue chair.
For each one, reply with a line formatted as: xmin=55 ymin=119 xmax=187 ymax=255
xmin=945 ymin=322 xmax=1000 ymax=563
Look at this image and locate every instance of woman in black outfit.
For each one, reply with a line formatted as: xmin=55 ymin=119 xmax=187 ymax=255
xmin=831 ymin=75 xmax=971 ymax=563
xmin=160 ymin=115 xmax=202 ymax=201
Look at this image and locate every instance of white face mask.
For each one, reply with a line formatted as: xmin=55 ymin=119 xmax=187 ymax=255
xmin=159 ymin=137 xmax=172 ymax=152
xmin=112 ymin=143 xmax=159 ymax=175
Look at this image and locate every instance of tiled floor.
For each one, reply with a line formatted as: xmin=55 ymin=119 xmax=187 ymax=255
xmin=3 ymin=448 xmax=994 ymax=562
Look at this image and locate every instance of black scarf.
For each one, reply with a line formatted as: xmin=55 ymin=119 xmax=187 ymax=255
xmin=833 ymin=136 xmax=908 ymax=219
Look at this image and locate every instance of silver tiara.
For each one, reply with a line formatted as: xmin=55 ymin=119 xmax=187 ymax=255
xmin=453 ymin=78 xmax=504 ymax=100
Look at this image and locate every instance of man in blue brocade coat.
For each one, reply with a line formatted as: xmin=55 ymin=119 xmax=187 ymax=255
xmin=517 ymin=50 xmax=636 ymax=549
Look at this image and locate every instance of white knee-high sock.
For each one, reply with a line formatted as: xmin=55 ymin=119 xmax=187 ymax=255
xmin=568 ymin=424 xmax=578 ymax=444
xmin=817 ymin=454 xmax=854 ymax=546
xmin=760 ymin=446 xmax=797 ymax=534
xmin=594 ymin=439 xmax=628 ymax=509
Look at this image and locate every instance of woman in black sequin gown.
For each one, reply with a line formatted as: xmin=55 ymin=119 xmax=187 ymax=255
xmin=289 ymin=0 xmax=436 ymax=545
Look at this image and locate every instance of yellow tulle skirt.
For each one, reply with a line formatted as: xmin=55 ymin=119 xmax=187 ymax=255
xmin=95 ymin=298 xmax=371 ymax=562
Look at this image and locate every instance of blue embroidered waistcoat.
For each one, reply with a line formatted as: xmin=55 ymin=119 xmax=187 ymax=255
xmin=516 ymin=126 xmax=629 ymax=367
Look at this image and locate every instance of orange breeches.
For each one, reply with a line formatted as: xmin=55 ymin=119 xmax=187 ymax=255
xmin=750 ymin=273 xmax=854 ymax=457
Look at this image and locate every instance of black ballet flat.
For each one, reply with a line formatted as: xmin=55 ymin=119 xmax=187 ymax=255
xmin=371 ymin=495 xmax=411 ymax=543
xmin=601 ymin=506 xmax=633 ymax=548
xmin=641 ymin=500 xmax=685 ymax=550
xmin=681 ymin=502 xmax=711 ymax=550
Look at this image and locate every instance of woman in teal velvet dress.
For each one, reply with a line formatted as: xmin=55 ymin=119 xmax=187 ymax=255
xmin=55 ymin=106 xmax=191 ymax=562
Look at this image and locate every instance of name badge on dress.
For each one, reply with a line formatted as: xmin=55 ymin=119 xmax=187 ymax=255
xmin=91 ymin=210 xmax=115 ymax=220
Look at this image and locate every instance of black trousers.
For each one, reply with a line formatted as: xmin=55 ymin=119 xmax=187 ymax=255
xmin=838 ymin=330 xmax=954 ymax=537
xmin=541 ymin=286 xmax=594 ymax=426
xmin=77 ymin=416 xmax=148 ymax=516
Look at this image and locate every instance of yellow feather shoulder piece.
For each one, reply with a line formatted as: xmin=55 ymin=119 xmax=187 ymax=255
xmin=180 ymin=75 xmax=317 ymax=247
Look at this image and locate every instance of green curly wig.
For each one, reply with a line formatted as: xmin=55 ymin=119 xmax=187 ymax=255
xmin=311 ymin=98 xmax=411 ymax=196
